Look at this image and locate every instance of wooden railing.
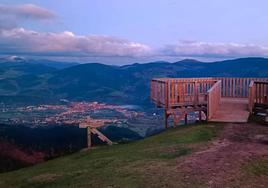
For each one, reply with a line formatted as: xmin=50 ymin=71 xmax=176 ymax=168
xmin=254 ymin=81 xmax=268 ymax=105
xmin=150 ymin=79 xmax=168 ymax=107
xmin=249 ymin=81 xmax=268 ymax=113
xmin=151 ymin=78 xmax=268 ymax=105
xmin=151 ymin=77 xmax=268 ymax=110
xmin=207 ymin=80 xmax=221 ymax=120
xmin=216 ymin=77 xmax=268 ymax=98
xmin=151 ymin=78 xmax=217 ymax=108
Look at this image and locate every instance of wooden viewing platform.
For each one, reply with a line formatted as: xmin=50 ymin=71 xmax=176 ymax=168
xmin=150 ymin=77 xmax=268 ymax=128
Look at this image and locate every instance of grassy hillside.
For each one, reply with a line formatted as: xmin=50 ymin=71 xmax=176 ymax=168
xmin=1 ymin=123 xmax=268 ymax=188
xmin=0 ymin=124 xmax=220 ymax=188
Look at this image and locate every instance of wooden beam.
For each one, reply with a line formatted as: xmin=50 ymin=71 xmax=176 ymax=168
xmin=91 ymin=128 xmax=113 ymax=145
xmin=87 ymin=127 xmax=92 ymax=149
xmin=199 ymin=110 xmax=202 ymax=122
xmin=164 ymin=109 xmax=168 ymax=129
xmin=185 ymin=113 xmax=188 ymax=125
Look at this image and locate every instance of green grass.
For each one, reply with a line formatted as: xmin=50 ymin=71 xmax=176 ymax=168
xmin=0 ymin=124 xmax=221 ymax=188
xmin=244 ymin=158 xmax=268 ymax=177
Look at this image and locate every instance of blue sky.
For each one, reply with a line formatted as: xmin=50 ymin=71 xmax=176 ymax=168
xmin=1 ymin=0 xmax=268 ymax=64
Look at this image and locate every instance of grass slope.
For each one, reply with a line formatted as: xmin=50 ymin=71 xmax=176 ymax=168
xmin=0 ymin=124 xmax=220 ymax=188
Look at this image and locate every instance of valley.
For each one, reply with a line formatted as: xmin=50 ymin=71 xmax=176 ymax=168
xmin=0 ymin=57 xmax=268 ymax=174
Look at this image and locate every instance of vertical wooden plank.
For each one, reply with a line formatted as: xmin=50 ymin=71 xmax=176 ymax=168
xmin=237 ymin=78 xmax=239 ymax=97
xmin=225 ymin=78 xmax=228 ymax=97
xmin=236 ymin=78 xmax=239 ymax=97
xmin=234 ymin=78 xmax=236 ymax=97
xmin=165 ymin=81 xmax=169 ymax=109
xmin=185 ymin=113 xmax=188 ymax=125
xmin=87 ymin=127 xmax=92 ymax=148
xmin=262 ymin=82 xmax=264 ymax=103
xmin=258 ymin=83 xmax=261 ymax=103
xmin=256 ymin=83 xmax=259 ymax=103
xmin=199 ymin=110 xmax=202 ymax=121
xmin=245 ymin=78 xmax=248 ymax=97
xmin=240 ymin=78 xmax=243 ymax=97
xmin=226 ymin=78 xmax=229 ymax=97
xmin=164 ymin=110 xmax=168 ymax=129
xmin=247 ymin=78 xmax=250 ymax=97
xmin=233 ymin=78 xmax=235 ymax=97
xmin=171 ymin=81 xmax=174 ymax=105
xmin=243 ymin=78 xmax=249 ymax=97
xmin=182 ymin=82 xmax=185 ymax=103
xmin=223 ymin=78 xmax=225 ymax=97
xmin=228 ymin=78 xmax=230 ymax=97
xmin=174 ymin=82 xmax=177 ymax=104
xmin=233 ymin=78 xmax=236 ymax=97
xmin=259 ymin=83 xmax=262 ymax=103
xmin=255 ymin=82 xmax=257 ymax=104
xmin=195 ymin=81 xmax=198 ymax=105
xmin=178 ymin=82 xmax=181 ymax=103
xmin=264 ymin=84 xmax=268 ymax=105
xmin=246 ymin=78 xmax=248 ymax=97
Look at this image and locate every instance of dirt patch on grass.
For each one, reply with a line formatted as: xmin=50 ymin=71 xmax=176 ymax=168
xmin=177 ymin=123 xmax=268 ymax=188
xmin=29 ymin=173 xmax=61 ymax=183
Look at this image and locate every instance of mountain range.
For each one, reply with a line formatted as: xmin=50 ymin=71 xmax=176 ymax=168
xmin=0 ymin=56 xmax=268 ymax=106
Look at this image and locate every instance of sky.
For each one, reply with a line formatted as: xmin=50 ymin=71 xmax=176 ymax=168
xmin=0 ymin=0 xmax=268 ymax=64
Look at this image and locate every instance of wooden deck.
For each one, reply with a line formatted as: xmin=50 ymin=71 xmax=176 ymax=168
xmin=151 ymin=77 xmax=268 ymax=128
xmin=209 ymin=98 xmax=250 ymax=123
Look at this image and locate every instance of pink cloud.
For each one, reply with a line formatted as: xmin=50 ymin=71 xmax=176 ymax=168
xmin=161 ymin=41 xmax=268 ymax=58
xmin=0 ymin=4 xmax=55 ymax=20
xmin=1 ymin=27 xmax=268 ymax=60
xmin=0 ymin=28 xmax=152 ymax=57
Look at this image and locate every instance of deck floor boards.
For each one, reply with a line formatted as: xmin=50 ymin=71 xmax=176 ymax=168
xmin=209 ymin=98 xmax=250 ymax=123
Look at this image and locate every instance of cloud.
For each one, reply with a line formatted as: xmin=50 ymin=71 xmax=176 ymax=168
xmin=0 ymin=4 xmax=55 ymax=20
xmin=1 ymin=27 xmax=268 ymax=63
xmin=161 ymin=40 xmax=268 ymax=58
xmin=0 ymin=4 xmax=56 ymax=30
xmin=0 ymin=28 xmax=152 ymax=58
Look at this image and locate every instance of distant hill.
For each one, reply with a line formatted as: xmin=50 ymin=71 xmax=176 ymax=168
xmin=0 ymin=56 xmax=78 ymax=70
xmin=26 ymin=59 xmax=79 ymax=69
xmin=0 ymin=61 xmax=56 ymax=79
xmin=0 ymin=57 xmax=268 ymax=106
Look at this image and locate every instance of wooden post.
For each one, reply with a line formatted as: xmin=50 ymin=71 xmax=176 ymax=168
xmin=185 ymin=113 xmax=188 ymax=125
xmin=87 ymin=127 xmax=92 ymax=148
xmin=164 ymin=110 xmax=168 ymax=129
xmin=164 ymin=81 xmax=169 ymax=129
xmin=173 ymin=113 xmax=177 ymax=128
xmin=194 ymin=81 xmax=198 ymax=106
xmin=199 ymin=110 xmax=202 ymax=122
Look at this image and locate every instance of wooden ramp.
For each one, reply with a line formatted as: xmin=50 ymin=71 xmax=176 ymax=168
xmin=209 ymin=98 xmax=250 ymax=123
